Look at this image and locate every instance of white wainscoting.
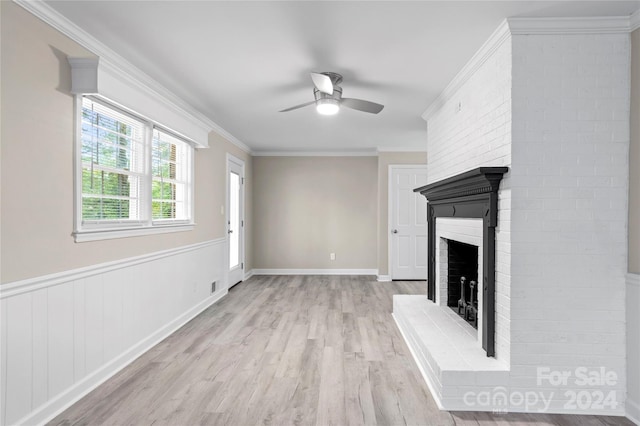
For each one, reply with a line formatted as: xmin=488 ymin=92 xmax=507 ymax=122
xmin=0 ymin=239 xmax=227 ymax=426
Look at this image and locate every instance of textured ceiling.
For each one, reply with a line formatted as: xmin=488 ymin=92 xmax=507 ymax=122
xmin=46 ymin=1 xmax=640 ymax=153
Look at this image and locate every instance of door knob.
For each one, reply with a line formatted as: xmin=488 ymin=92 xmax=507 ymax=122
xmin=392 ymin=229 xmax=398 ymax=234
xmin=228 ymin=229 xmax=233 ymax=234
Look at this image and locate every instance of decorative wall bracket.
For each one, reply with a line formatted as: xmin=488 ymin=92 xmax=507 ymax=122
xmin=414 ymin=167 xmax=508 ymax=357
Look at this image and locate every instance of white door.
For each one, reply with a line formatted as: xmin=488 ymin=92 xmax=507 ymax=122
xmin=227 ymin=155 xmax=244 ymax=288
xmin=390 ymin=166 xmax=428 ymax=280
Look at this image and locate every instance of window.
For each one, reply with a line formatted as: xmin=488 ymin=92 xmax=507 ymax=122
xmin=152 ymin=128 xmax=191 ymax=222
xmin=80 ymin=98 xmax=145 ymax=224
xmin=75 ymin=97 xmax=194 ymax=242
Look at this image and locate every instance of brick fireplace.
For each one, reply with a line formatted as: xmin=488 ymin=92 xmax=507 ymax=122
xmin=393 ymin=17 xmax=629 ymax=415
xmin=415 ymin=167 xmax=508 ymax=356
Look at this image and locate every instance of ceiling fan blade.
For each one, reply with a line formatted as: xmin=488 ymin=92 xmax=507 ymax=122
xmin=279 ymin=100 xmax=316 ymax=112
xmin=340 ymin=98 xmax=384 ymax=114
xmin=310 ymin=72 xmax=334 ymax=95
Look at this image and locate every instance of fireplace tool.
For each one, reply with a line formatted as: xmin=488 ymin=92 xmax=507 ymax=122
xmin=466 ymin=280 xmax=478 ymax=328
xmin=457 ymin=276 xmax=467 ymax=314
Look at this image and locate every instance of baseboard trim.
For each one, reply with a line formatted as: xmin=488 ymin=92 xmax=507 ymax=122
xmin=1 ymin=238 xmax=225 ymax=299
xmin=244 ymin=269 xmax=255 ymax=280
xmin=627 ymin=272 xmax=640 ymax=425
xmin=17 ymin=290 xmax=227 ymax=426
xmin=627 ymin=398 xmax=640 ymax=425
xmin=377 ymin=275 xmax=391 ymax=282
xmin=252 ymin=268 xmax=378 ymax=276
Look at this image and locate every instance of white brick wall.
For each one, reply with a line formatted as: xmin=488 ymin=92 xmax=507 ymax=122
xmin=509 ymin=33 xmax=630 ymax=414
xmin=426 ymin=36 xmax=513 ymax=364
xmin=423 ymin=27 xmax=630 ymax=415
xmin=426 ymin=35 xmax=512 ymax=183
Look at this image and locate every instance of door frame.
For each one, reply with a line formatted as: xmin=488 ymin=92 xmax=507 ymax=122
xmin=226 ymin=153 xmax=245 ymax=289
xmin=388 ymin=164 xmax=428 ymax=280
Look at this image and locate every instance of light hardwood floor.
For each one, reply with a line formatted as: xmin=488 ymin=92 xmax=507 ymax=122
xmin=50 ymin=275 xmax=633 ymax=426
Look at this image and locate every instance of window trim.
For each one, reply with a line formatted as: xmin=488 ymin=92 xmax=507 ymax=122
xmin=73 ymin=95 xmax=195 ymax=242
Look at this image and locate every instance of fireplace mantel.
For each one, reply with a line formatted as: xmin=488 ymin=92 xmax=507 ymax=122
xmin=414 ymin=167 xmax=508 ymax=357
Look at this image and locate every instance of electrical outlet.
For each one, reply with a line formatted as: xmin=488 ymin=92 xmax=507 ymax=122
xmin=330 ymin=253 xmax=336 ymax=261
xmin=211 ymin=281 xmax=216 ymax=294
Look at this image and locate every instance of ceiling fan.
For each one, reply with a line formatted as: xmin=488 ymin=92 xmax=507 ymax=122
xmin=279 ymin=72 xmax=384 ymax=115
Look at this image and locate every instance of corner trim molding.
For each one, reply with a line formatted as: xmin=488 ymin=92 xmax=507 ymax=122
xmin=0 ymin=238 xmax=225 ymax=299
xmin=252 ymin=269 xmax=378 ymax=276
xmin=12 ymin=0 xmax=251 ymax=153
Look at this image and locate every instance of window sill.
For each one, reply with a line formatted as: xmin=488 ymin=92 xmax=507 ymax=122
xmin=74 ymin=223 xmax=195 ymax=242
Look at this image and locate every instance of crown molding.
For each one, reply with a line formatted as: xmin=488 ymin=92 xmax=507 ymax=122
xmin=631 ymin=10 xmax=640 ymax=32
xmin=252 ymin=150 xmax=378 ymax=157
xmin=377 ymin=147 xmax=428 ymax=153
xmin=253 ymin=148 xmax=428 ymax=157
xmin=422 ymin=15 xmax=636 ymax=122
xmin=507 ymin=16 xmax=632 ymax=34
xmin=422 ymin=19 xmax=511 ymax=121
xmin=13 ymin=0 xmax=251 ymax=153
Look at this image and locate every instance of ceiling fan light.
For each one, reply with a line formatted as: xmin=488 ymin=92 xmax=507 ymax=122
xmin=316 ymin=99 xmax=339 ymax=115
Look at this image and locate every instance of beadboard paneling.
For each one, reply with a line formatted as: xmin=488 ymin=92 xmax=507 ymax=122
xmin=0 ymin=239 xmax=226 ymax=426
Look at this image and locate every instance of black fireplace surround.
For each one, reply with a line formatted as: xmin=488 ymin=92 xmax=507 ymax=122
xmin=414 ymin=167 xmax=508 ymax=357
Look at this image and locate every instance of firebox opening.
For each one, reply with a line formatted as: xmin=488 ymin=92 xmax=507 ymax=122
xmin=447 ymin=240 xmax=479 ymax=329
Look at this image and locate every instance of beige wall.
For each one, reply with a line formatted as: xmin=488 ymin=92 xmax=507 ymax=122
xmin=0 ymin=2 xmax=251 ymax=283
xmin=631 ymin=29 xmax=640 ymax=274
xmin=253 ymin=156 xmax=377 ymax=270
xmin=376 ymin=152 xmax=427 ymax=276
xmin=207 ymin=132 xmax=254 ymax=271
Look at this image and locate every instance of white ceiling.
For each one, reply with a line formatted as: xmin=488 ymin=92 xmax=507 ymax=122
xmin=46 ymin=1 xmax=640 ymax=153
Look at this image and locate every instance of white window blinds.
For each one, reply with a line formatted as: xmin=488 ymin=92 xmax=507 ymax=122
xmin=151 ymin=128 xmax=192 ymax=222
xmin=81 ymin=97 xmax=145 ymax=223
xmin=76 ymin=96 xmax=195 ymax=240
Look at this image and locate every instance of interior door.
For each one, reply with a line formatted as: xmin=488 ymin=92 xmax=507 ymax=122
xmin=390 ymin=166 xmax=428 ymax=280
xmin=227 ymin=156 xmax=244 ymax=288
